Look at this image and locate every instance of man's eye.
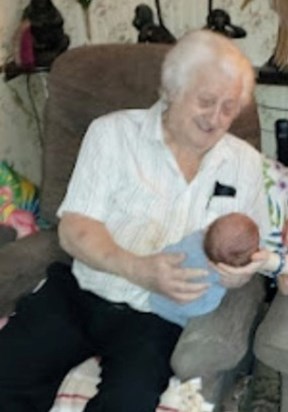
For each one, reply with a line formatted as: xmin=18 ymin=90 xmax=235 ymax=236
xmin=199 ymin=98 xmax=214 ymax=108
xmin=222 ymin=104 xmax=236 ymax=116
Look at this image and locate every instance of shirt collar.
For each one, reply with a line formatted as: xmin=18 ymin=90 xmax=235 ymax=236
xmin=200 ymin=133 xmax=235 ymax=171
xmin=140 ymin=101 xmax=236 ymax=167
xmin=139 ymin=100 xmax=166 ymax=143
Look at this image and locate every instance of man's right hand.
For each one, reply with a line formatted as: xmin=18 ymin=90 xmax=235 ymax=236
xmin=129 ymin=252 xmax=210 ymax=303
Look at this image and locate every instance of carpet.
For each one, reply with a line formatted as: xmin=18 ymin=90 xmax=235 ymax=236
xmin=220 ymin=360 xmax=281 ymax=412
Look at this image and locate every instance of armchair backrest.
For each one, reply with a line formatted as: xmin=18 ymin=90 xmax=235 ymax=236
xmin=41 ymin=43 xmax=261 ymax=225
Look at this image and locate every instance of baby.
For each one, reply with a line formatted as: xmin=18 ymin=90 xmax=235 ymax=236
xmin=150 ymin=213 xmax=259 ymax=327
xmin=204 ymin=212 xmax=259 ymax=266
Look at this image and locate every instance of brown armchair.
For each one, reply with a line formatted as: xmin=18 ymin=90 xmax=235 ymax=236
xmin=254 ymin=292 xmax=288 ymax=412
xmin=0 ymin=43 xmax=266 ymax=410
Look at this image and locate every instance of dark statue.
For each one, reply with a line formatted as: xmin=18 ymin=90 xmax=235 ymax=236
xmin=133 ymin=3 xmax=176 ymax=44
xmin=23 ymin=0 xmax=70 ymax=68
xmin=205 ymin=9 xmax=246 ymax=39
xmin=4 ymin=0 xmax=69 ymax=80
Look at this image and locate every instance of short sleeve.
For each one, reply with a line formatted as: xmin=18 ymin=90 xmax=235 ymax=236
xmin=57 ymin=117 xmax=120 ymax=223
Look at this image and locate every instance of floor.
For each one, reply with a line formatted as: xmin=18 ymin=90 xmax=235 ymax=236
xmin=221 ymin=360 xmax=280 ymax=412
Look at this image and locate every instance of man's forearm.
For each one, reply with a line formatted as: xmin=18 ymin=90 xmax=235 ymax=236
xmin=58 ymin=212 xmax=210 ymax=301
xmin=58 ymin=212 xmax=137 ymax=279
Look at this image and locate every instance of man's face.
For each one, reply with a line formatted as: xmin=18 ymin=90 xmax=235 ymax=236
xmin=164 ymin=67 xmax=243 ymax=153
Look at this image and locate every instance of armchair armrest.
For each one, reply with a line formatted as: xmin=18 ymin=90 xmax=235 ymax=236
xmin=171 ymin=274 xmax=265 ymax=380
xmin=255 ymin=292 xmax=288 ymax=375
xmin=0 ymin=229 xmax=70 ymax=316
xmin=0 ymin=226 xmax=17 ymax=246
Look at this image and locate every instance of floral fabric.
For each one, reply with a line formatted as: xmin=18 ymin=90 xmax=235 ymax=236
xmin=262 ymin=155 xmax=288 ymax=251
xmin=0 ymin=161 xmax=43 ymax=238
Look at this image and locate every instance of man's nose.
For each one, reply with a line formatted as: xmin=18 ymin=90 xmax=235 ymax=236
xmin=208 ymin=105 xmax=224 ymax=128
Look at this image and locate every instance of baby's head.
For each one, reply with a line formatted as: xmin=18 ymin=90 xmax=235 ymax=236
xmin=203 ymin=212 xmax=259 ymax=267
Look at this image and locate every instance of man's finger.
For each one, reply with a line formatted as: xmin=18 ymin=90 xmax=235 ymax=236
xmin=164 ymin=252 xmax=186 ymax=266
xmin=171 ymin=288 xmax=208 ymax=304
xmin=172 ymin=279 xmax=210 ymax=295
xmin=184 ymin=269 xmax=209 ymax=282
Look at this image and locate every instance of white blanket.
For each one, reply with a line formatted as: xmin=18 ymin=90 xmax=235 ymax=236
xmin=50 ymin=357 xmax=214 ymax=412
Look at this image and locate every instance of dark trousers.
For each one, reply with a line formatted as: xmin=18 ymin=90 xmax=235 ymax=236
xmin=0 ymin=262 xmax=182 ymax=412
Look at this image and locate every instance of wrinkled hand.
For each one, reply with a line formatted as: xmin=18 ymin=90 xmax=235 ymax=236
xmin=251 ymin=249 xmax=280 ymax=272
xmin=130 ymin=252 xmax=210 ymax=303
xmin=211 ymin=255 xmax=265 ymax=289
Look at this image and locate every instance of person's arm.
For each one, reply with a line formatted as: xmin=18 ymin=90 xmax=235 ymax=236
xmin=213 ymin=247 xmax=286 ymax=289
xmin=283 ymin=219 xmax=288 ymax=245
xmin=253 ymin=248 xmax=288 ymax=295
xmin=217 ymin=248 xmax=288 ymax=294
xmin=58 ymin=116 xmax=209 ymax=302
xmin=58 ymin=212 xmax=210 ymax=303
xmin=279 ymin=219 xmax=288 ymax=294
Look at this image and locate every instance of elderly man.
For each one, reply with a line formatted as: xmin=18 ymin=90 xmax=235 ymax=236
xmin=0 ymin=29 xmax=269 ymax=412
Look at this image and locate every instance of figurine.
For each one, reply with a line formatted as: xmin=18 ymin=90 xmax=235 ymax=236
xmin=205 ymin=8 xmax=246 ymax=38
xmin=22 ymin=0 xmax=70 ymax=68
xmin=132 ymin=2 xmax=176 ymax=44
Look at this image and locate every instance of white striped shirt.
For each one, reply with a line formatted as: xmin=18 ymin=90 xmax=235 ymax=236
xmin=57 ymin=100 xmax=270 ymax=312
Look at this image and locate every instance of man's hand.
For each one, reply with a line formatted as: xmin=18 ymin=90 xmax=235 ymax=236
xmin=252 ymin=249 xmax=281 ymax=272
xmin=130 ymin=252 xmax=210 ymax=303
xmin=212 ymin=258 xmax=264 ymax=289
xmin=214 ymin=248 xmax=288 ymax=289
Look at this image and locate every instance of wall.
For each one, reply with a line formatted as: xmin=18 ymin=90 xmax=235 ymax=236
xmin=0 ymin=0 xmax=279 ymax=185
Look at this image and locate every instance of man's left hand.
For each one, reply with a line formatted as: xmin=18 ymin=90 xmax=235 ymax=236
xmin=211 ymin=260 xmax=263 ymax=288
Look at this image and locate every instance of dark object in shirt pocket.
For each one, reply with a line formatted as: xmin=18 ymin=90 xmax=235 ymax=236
xmin=213 ymin=181 xmax=236 ymax=197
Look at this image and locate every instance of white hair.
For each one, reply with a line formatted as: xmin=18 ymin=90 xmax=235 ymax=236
xmin=160 ymin=29 xmax=255 ymax=108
